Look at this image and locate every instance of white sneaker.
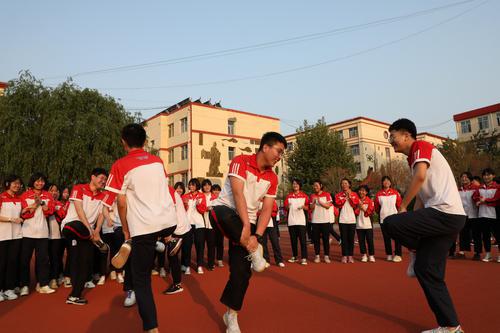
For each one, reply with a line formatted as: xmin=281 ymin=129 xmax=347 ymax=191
xmin=109 ymin=271 xmax=117 ymax=280
xmin=278 ymin=262 xmax=285 ymax=267
xmin=117 ymin=273 xmax=124 ymax=284
xmin=185 ymin=267 xmax=191 ymax=275
xmin=124 ymin=290 xmax=136 ymax=307
xmin=155 ymin=241 xmax=165 ymax=253
xmin=407 ymin=252 xmax=416 ymax=278
xmin=20 ymin=286 xmax=29 ymax=296
xmin=324 ymin=256 xmax=331 ymax=264
xmin=421 ymin=325 xmax=463 ymax=333
xmin=38 ymin=285 xmax=56 ymax=294
xmin=0 ymin=292 xmax=4 ymax=302
xmin=217 ymin=260 xmax=224 ymax=267
xmin=160 ymin=267 xmax=167 ymax=278
xmin=197 ymin=267 xmax=204 ymax=274
xmin=181 ymin=265 xmax=187 ymax=272
xmin=84 ymin=281 xmax=96 ymax=289
xmin=97 ymin=276 xmax=105 ymax=286
xmin=3 ymin=289 xmax=18 ymax=300
xmin=497 ymin=255 xmax=500 ymax=263
xmin=264 ymin=262 xmax=270 ymax=268
xmin=223 ymin=310 xmax=241 ymax=333
xmin=482 ymin=252 xmax=491 ymax=262
xmin=246 ymin=243 xmax=266 ymax=272
xmin=64 ymin=277 xmax=72 ymax=288
xmin=287 ymin=257 xmax=297 ymax=263
xmin=369 ymin=255 xmax=376 ymax=263
xmin=300 ymin=258 xmax=308 ymax=265
xmin=393 ymin=255 xmax=402 ymax=263
xmin=361 ymin=254 xmax=368 ymax=263
xmin=386 ymin=255 xmax=393 ymax=261
xmin=314 ymin=255 xmax=320 ymax=263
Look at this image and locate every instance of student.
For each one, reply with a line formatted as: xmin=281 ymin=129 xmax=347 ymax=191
xmin=105 ymin=124 xmax=177 ymax=333
xmin=473 ymin=168 xmax=499 ymax=262
xmin=182 ymin=178 xmax=207 ymax=274
xmin=356 ymin=185 xmax=375 ymax=263
xmin=310 ymin=180 xmax=333 ymax=264
xmin=177 ymin=181 xmax=193 ymax=275
xmin=202 ymin=179 xmax=217 ymax=270
xmin=383 ymin=118 xmax=466 ymax=333
xmin=0 ymin=175 xmax=24 ymax=301
xmin=61 ymin=168 xmax=109 ymax=305
xmin=209 ymin=132 xmax=285 ymax=333
xmin=211 ymin=184 xmax=224 ymax=267
xmin=47 ymin=184 xmax=67 ymax=289
xmin=260 ymin=200 xmax=285 ymax=267
xmin=375 ymin=176 xmax=403 ymax=262
xmin=335 ymin=178 xmax=360 ymax=264
xmin=19 ymin=172 xmax=56 ymax=295
xmin=59 ymin=186 xmax=73 ymax=288
xmin=454 ymin=172 xmax=478 ymax=259
xmin=284 ymin=179 xmax=309 ymax=265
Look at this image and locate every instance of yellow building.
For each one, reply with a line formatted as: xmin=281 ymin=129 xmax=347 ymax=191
xmin=0 ymin=82 xmax=7 ymax=97
xmin=453 ymin=103 xmax=500 ymax=142
xmin=144 ymin=98 xmax=280 ymax=186
xmin=284 ymin=117 xmax=446 ymax=180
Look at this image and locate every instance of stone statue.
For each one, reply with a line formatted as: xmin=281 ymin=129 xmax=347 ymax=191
xmin=201 ymin=142 xmax=223 ymax=177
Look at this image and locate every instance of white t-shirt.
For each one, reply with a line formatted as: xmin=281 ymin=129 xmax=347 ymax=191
xmin=21 ymin=190 xmax=54 ymax=239
xmin=0 ymin=192 xmax=22 ymax=241
xmin=310 ymin=192 xmax=333 ymax=224
xmin=284 ymin=192 xmax=309 ymax=226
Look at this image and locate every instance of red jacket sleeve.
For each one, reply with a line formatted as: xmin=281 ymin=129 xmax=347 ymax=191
xmin=333 ymin=206 xmax=339 ymax=217
xmin=20 ymin=192 xmax=35 ymax=219
xmin=334 ymin=193 xmax=345 ymax=208
xmin=472 ymin=188 xmax=480 ymax=203
xmin=348 ymin=192 xmax=360 ymax=208
xmin=42 ymin=193 xmax=55 ymax=217
xmin=374 ymin=191 xmax=382 ymax=213
xmin=196 ymin=193 xmax=207 ymax=214
xmin=395 ymin=190 xmax=402 ymax=209
xmin=364 ymin=198 xmax=375 ymax=217
xmin=484 ymin=185 xmax=500 ymax=206
xmin=284 ymin=194 xmax=290 ymax=210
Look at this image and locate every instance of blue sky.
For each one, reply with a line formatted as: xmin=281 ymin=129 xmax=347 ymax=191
xmin=2 ymin=0 xmax=499 ymax=137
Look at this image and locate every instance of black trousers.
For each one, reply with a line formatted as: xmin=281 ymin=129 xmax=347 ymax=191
xmin=339 ymin=224 xmax=356 ymax=256
xmin=262 ymin=221 xmax=283 ymax=264
xmin=329 ymin=224 xmax=341 ymax=242
xmin=209 ymin=205 xmax=256 ymax=311
xmin=0 ymin=240 xmax=8 ymax=291
xmin=49 ymin=239 xmax=65 ymax=280
xmin=472 ymin=218 xmax=492 ymax=253
xmin=450 ymin=218 xmax=474 ymax=255
xmin=20 ymin=237 xmax=50 ymax=287
xmin=383 ymin=208 xmax=465 ymax=327
xmin=306 ymin=221 xmax=313 ymax=242
xmin=68 ymin=238 xmax=94 ymax=298
xmin=214 ymin=227 xmax=225 ymax=261
xmin=180 ymin=227 xmax=194 ymax=267
xmin=311 ymin=223 xmax=330 ymax=256
xmin=205 ymin=228 xmax=216 ymax=268
xmin=381 ymin=223 xmax=402 ymax=256
xmin=194 ymin=227 xmax=206 ymax=267
xmin=288 ymin=225 xmax=307 ymax=259
xmin=356 ymin=229 xmax=374 ymax=255
xmin=5 ymin=239 xmax=22 ymax=290
xmin=167 ymin=234 xmax=186 ymax=285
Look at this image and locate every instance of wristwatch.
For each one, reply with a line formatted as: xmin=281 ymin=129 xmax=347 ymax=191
xmin=255 ymin=234 xmax=264 ymax=244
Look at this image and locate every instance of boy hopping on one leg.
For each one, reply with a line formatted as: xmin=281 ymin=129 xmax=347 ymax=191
xmin=209 ymin=132 xmax=286 ymax=333
xmin=382 ymin=119 xmax=466 ymax=333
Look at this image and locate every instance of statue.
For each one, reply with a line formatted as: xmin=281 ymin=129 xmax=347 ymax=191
xmin=201 ymin=142 xmax=223 ymax=177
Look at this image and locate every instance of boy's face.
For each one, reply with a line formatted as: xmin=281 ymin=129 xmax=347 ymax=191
xmin=262 ymin=142 xmax=285 ymax=167
xmin=91 ymin=174 xmax=107 ymax=190
xmin=33 ymin=178 xmax=45 ymax=190
xmin=389 ymin=130 xmax=412 ymax=155
xmin=482 ymin=173 xmax=494 ymax=184
xmin=312 ymin=182 xmax=321 ymax=193
xmin=460 ymin=174 xmax=471 ymax=186
xmin=358 ymin=188 xmax=367 ymax=197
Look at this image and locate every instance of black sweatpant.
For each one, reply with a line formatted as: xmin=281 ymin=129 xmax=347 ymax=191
xmin=20 ymin=237 xmax=50 ymax=287
xmin=472 ymin=218 xmax=492 ymax=254
xmin=339 ymin=223 xmax=356 ymax=256
xmin=215 ymin=227 xmax=225 ymax=261
xmin=0 ymin=240 xmax=8 ymax=291
xmin=180 ymin=227 xmax=194 ymax=268
xmin=5 ymin=239 xmax=22 ymax=290
xmin=450 ymin=218 xmax=474 ymax=255
xmin=68 ymin=238 xmax=94 ymax=298
xmin=288 ymin=225 xmax=307 ymax=259
xmin=329 ymin=224 xmax=341 ymax=242
xmin=63 ymin=238 xmax=72 ymax=278
xmin=262 ymin=221 xmax=283 ymax=264
xmin=356 ymin=229 xmax=374 ymax=255
xmin=194 ymin=227 xmax=206 ymax=268
xmin=381 ymin=222 xmax=402 ymax=256
xmin=131 ymin=226 xmax=176 ymax=331
xmin=209 ymin=205 xmax=256 ymax=311
xmin=167 ymin=236 xmax=183 ymax=284
xmin=311 ymin=223 xmax=330 ymax=256
xmin=49 ymin=239 xmax=65 ymax=280
xmin=205 ymin=228 xmax=216 ymax=268
xmin=383 ymin=208 xmax=465 ymax=327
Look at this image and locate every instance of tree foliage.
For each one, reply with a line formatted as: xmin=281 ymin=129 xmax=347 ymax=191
xmin=0 ymin=71 xmax=141 ymax=186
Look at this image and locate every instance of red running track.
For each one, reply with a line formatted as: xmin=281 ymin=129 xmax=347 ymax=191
xmin=0 ymin=227 xmax=498 ymax=332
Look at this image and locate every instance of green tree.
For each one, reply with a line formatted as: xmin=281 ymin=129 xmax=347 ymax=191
xmin=0 ymin=71 xmax=141 ymax=186
xmin=286 ymin=118 xmax=356 ymax=193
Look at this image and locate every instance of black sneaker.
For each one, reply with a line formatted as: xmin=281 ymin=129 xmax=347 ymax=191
xmin=66 ymin=296 xmax=88 ymax=305
xmin=163 ymin=284 xmax=183 ymax=295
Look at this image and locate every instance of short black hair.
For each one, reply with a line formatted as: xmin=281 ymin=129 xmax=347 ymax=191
xmin=201 ymin=179 xmax=212 ymax=188
xmin=4 ymin=174 xmax=23 ymax=190
xmin=312 ymin=179 xmax=323 ymax=189
xmin=91 ymin=168 xmax=108 ymax=178
xmin=121 ymin=123 xmax=146 ymax=148
xmin=46 ymin=183 xmax=59 ymax=192
xmin=28 ymin=172 xmax=48 ymax=188
xmin=389 ymin=118 xmax=417 ymax=140
xmin=358 ymin=184 xmax=370 ymax=195
xmin=472 ymin=176 xmax=482 ymax=183
xmin=211 ymin=184 xmax=221 ymax=192
xmin=174 ymin=182 xmax=185 ymax=194
xmin=340 ymin=178 xmax=352 ymax=187
xmin=482 ymin=168 xmax=495 ymax=176
xmin=188 ymin=178 xmax=201 ymax=191
xmin=381 ymin=176 xmax=392 ymax=187
xmin=258 ymin=132 xmax=287 ymax=151
xmin=460 ymin=171 xmax=473 ymax=181
xmin=291 ymin=178 xmax=302 ymax=189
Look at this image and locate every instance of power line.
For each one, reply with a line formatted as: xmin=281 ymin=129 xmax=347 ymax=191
xmin=42 ymin=0 xmax=475 ymax=80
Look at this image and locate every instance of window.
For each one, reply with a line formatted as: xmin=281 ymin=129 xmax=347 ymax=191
xmin=180 ymin=117 xmax=188 ymax=133
xmin=496 ymin=112 xmax=500 ymax=126
xmin=350 ymin=144 xmax=360 ymax=156
xmin=168 ymin=175 xmax=174 ymax=187
xmin=478 ymin=116 xmax=489 ymax=131
xmin=181 ymin=145 xmax=188 ymax=160
xmin=228 ymin=119 xmax=235 ymax=135
xmin=168 ymin=123 xmax=174 ymax=138
xmin=250 ymin=139 xmax=261 ymax=145
xmin=168 ymin=149 xmax=174 ymax=164
xmin=287 ymin=142 xmax=294 ymax=151
xmin=228 ymin=147 xmax=235 ymax=161
xmin=348 ymin=126 xmax=358 ymax=138
xmin=385 ymin=147 xmax=391 ymax=159
xmin=199 ymin=133 xmax=203 ymax=145
xmin=336 ymin=130 xmax=344 ymax=140
xmin=181 ymin=173 xmax=188 ymax=185
xmin=355 ymin=162 xmax=361 ymax=174
xmin=460 ymin=120 xmax=471 ymax=134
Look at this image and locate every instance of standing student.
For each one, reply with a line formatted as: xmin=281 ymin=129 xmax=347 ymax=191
xmin=0 ymin=175 xmax=24 ymax=301
xmin=182 ymin=179 xmax=207 ymax=274
xmin=335 ymin=178 xmax=360 ymax=264
xmin=211 ymin=184 xmax=225 ymax=267
xmin=61 ymin=168 xmax=109 ymax=305
xmin=105 ymin=124 xmax=177 ymax=333
xmin=473 ymin=168 xmax=499 ymax=262
xmin=309 ymin=180 xmax=333 ymax=264
xmin=177 ymin=182 xmax=193 ymax=275
xmin=356 ymin=185 xmax=375 ymax=263
xmin=260 ymin=200 xmax=285 ymax=267
xmin=284 ymin=179 xmax=309 ymax=265
xmin=375 ymin=176 xmax=403 ymax=262
xmin=47 ymin=184 xmax=67 ymax=289
xmin=383 ymin=118 xmax=466 ymax=333
xmin=19 ymin=172 xmax=56 ymax=295
xmin=202 ymin=179 xmax=217 ymax=270
xmin=209 ymin=132 xmax=285 ymax=333
xmin=454 ymin=172 xmax=478 ymax=259
xmin=60 ymin=187 xmax=73 ymax=288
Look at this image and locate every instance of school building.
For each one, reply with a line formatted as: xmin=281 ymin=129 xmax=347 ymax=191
xmin=453 ymin=103 xmax=500 ymax=142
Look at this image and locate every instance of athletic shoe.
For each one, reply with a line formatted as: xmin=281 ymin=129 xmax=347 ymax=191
xmin=0 ymin=292 xmax=4 ymax=302
xmin=314 ymin=255 xmax=320 ymax=263
xmin=497 ymin=255 xmax=500 ymax=263
xmin=160 ymin=267 xmax=167 ymax=278
xmin=264 ymin=262 xmax=270 ymax=268
xmin=246 ymin=243 xmax=266 ymax=272
xmin=14 ymin=287 xmax=20 ymax=294
xmin=421 ymin=325 xmax=463 ymax=333
xmin=38 ymin=285 xmax=56 ymax=294
xmin=151 ymin=269 xmax=159 ymax=275
xmin=124 ymin=290 xmax=136 ymax=307
xmin=341 ymin=256 xmax=348 ymax=264
xmin=97 ymin=276 xmax=105 ymax=285
xmin=111 ymin=240 xmax=132 ymax=269
xmin=57 ymin=275 xmax=65 ymax=285
xmin=386 ymin=255 xmax=393 ymax=261
xmin=348 ymin=256 xmax=354 ymax=264
xmin=369 ymin=255 xmax=376 ymax=263
xmin=287 ymin=257 xmax=297 ymax=263
xmin=324 ymin=256 xmax=331 ymax=264
xmin=300 ymin=258 xmax=308 ymax=265
xmin=472 ymin=253 xmax=481 ymax=261
xmin=49 ymin=279 xmax=58 ymax=289
xmin=393 ymin=255 xmax=402 ymax=263
xmin=361 ymin=254 xmax=368 ymax=263
xmin=278 ymin=262 xmax=285 ymax=267
xmin=184 ymin=267 xmax=191 ymax=275
xmin=109 ymin=271 xmax=117 ymax=280
xmin=117 ymin=273 xmax=124 ymax=284
xmin=66 ymin=296 xmax=88 ymax=305
xmin=181 ymin=265 xmax=187 ymax=272
xmin=168 ymin=238 xmax=183 ymax=256
xmin=85 ymin=281 xmax=96 ymax=289
xmin=482 ymin=253 xmax=491 ymax=262
xmin=20 ymin=286 xmax=29 ymax=296
xmin=217 ymin=260 xmax=224 ymax=267
xmin=223 ymin=310 xmax=241 ymax=333
xmin=155 ymin=241 xmax=165 ymax=253
xmin=407 ymin=251 xmax=416 ymax=278
xmin=3 ymin=289 xmax=18 ymax=300
xmin=64 ymin=277 xmax=72 ymax=288
xmin=163 ymin=284 xmax=183 ymax=295
xmin=197 ymin=267 xmax=204 ymax=274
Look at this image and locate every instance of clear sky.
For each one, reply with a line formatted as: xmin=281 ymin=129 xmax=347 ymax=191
xmin=2 ymin=0 xmax=499 ymax=137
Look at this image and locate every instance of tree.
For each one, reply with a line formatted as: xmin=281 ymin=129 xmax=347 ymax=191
xmin=0 ymin=71 xmax=141 ymax=186
xmin=286 ymin=118 xmax=356 ymax=193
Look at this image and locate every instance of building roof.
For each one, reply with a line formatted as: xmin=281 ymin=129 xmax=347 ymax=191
xmin=0 ymin=82 xmax=8 ymax=89
xmin=416 ymin=132 xmax=448 ymax=141
xmin=453 ymin=103 xmax=500 ymax=122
